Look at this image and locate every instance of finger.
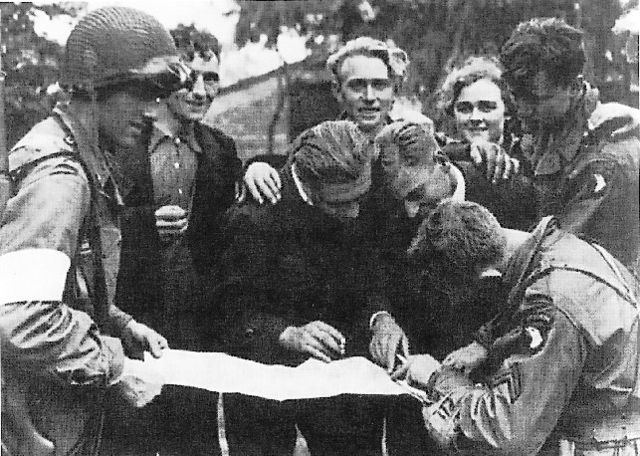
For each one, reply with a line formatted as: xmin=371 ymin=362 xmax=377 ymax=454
xmin=311 ymin=321 xmax=346 ymax=346
xmin=492 ymin=150 xmax=506 ymax=184
xmin=512 ymin=158 xmax=520 ymax=176
xmin=311 ymin=328 xmax=343 ymax=355
xmin=384 ymin=335 xmax=402 ymax=372
xmin=270 ymin=169 xmax=282 ymax=192
xmin=155 ymin=205 xmax=186 ymax=220
xmin=469 ymin=144 xmax=483 ymax=166
xmin=148 ymin=339 xmax=163 ymax=358
xmin=484 ymin=146 xmax=497 ymax=181
xmin=256 ymin=179 xmax=278 ymax=205
xmin=613 ymin=124 xmax=632 ymax=137
xmin=502 ymin=157 xmax=512 ymax=180
xmin=390 ymin=360 xmax=410 ymax=381
xmin=156 ymin=218 xmax=188 ymax=230
xmin=264 ymin=176 xmax=281 ymax=204
xmin=245 ymin=178 xmax=264 ymax=205
xmin=304 ymin=337 xmax=333 ymax=363
xmin=401 ymin=335 xmax=410 ymax=358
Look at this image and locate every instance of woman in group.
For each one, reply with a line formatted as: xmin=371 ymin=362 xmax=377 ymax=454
xmin=435 ymin=55 xmax=538 ymax=230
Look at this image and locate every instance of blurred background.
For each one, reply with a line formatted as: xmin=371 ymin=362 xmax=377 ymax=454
xmin=1 ymin=0 xmax=638 ymax=160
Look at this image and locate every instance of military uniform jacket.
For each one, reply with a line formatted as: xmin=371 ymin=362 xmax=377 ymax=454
xmin=0 ymin=106 xmax=131 ymax=454
xmin=517 ymin=85 xmax=640 ymax=273
xmin=422 ymin=217 xmax=639 ymax=455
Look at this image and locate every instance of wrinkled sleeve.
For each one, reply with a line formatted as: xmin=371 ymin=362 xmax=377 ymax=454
xmin=423 ymin=295 xmax=588 ymax=455
xmin=558 ymin=158 xmax=624 ymax=235
xmin=0 ymin=154 xmax=125 ymax=386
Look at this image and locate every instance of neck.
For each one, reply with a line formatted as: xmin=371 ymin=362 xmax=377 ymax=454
xmin=159 ymin=103 xmax=192 ymax=137
xmin=497 ymin=228 xmax=533 ymax=273
xmin=65 ymin=99 xmax=97 ymax=137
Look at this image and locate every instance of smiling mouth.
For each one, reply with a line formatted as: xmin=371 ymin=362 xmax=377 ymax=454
xmin=358 ymin=108 xmax=380 ymax=117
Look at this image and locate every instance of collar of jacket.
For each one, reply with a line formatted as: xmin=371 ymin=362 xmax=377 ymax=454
xmin=149 ymin=107 xmax=203 ymax=154
xmin=53 ymin=105 xmax=124 ymax=207
xmin=503 ymin=216 xmax=559 ymax=295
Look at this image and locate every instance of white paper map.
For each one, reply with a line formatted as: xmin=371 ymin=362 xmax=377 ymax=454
xmin=144 ymin=350 xmax=427 ymax=402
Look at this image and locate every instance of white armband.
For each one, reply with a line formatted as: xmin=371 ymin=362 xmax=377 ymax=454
xmin=0 ymin=249 xmax=71 ymax=305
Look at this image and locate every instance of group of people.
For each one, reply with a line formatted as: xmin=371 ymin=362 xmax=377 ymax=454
xmin=0 ymin=5 xmax=638 ymax=456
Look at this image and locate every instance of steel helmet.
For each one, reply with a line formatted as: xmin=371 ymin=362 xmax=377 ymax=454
xmin=61 ymin=6 xmax=188 ymax=93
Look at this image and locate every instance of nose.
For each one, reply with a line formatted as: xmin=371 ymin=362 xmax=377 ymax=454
xmin=364 ymin=83 xmax=376 ymax=101
xmin=470 ymin=106 xmax=483 ymax=122
xmin=191 ymin=74 xmax=207 ymax=100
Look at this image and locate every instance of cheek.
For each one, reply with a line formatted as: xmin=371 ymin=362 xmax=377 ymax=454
xmin=341 ymin=88 xmax=361 ymax=105
xmin=485 ymin=110 xmax=505 ymax=130
xmin=454 ymin=111 xmax=469 ymax=127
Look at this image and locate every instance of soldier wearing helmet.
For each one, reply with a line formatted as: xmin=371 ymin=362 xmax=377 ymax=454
xmin=0 ymin=7 xmax=185 ymax=455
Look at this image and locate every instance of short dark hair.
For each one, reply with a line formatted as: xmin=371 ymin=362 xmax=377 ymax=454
xmin=293 ymin=120 xmax=372 ymax=186
xmin=500 ymin=17 xmax=585 ymax=91
xmin=171 ymin=25 xmax=220 ymax=62
xmin=408 ymin=199 xmax=506 ymax=276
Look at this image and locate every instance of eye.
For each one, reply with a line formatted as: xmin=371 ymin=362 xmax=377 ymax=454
xmin=454 ymin=101 xmax=473 ymax=114
xmin=347 ymin=79 xmax=368 ymax=93
xmin=202 ymin=72 xmax=220 ymax=83
xmin=478 ymin=101 xmax=498 ymax=113
xmin=372 ymin=79 xmax=391 ymax=91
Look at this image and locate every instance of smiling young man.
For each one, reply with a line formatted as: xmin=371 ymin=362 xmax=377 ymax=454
xmin=113 ymin=26 xmax=241 ymax=456
xmin=500 ymin=17 xmax=639 ymax=273
xmin=0 ymin=7 xmax=183 ymax=454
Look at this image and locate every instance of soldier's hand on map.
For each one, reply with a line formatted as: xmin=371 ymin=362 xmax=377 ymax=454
xmin=244 ymin=162 xmax=281 ymax=205
xmin=369 ymin=313 xmax=409 ymax=373
xmin=391 ymin=354 xmax=440 ymax=387
xmin=122 ymin=320 xmax=169 ymax=360
xmin=155 ymin=205 xmax=188 ymax=243
xmin=116 ymin=357 xmax=164 ymax=408
xmin=470 ymin=139 xmax=520 ymax=184
xmin=442 ymin=340 xmax=488 ymax=374
xmin=279 ymin=321 xmax=346 ymax=363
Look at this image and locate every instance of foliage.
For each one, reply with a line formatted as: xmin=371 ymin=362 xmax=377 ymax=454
xmin=2 ymin=1 xmax=637 ymax=147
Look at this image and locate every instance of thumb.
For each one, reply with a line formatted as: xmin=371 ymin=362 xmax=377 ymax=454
xmin=469 ymin=144 xmax=483 ymax=166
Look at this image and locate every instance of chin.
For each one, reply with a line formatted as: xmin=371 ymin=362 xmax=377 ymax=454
xmin=356 ymin=119 xmax=382 ymax=133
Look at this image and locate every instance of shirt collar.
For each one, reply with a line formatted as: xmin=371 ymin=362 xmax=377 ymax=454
xmin=291 ymin=163 xmax=313 ymax=206
xmin=150 ymin=105 xmax=202 ymax=154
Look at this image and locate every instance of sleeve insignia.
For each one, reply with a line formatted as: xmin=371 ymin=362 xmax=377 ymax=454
xmin=525 ymin=326 xmax=543 ymax=350
xmin=593 ymin=173 xmax=606 ymax=193
xmin=490 ymin=363 xmax=522 ymax=404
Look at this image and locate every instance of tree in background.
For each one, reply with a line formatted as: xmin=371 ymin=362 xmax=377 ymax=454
xmin=236 ymin=0 xmax=638 ymax=121
xmin=2 ymin=1 xmax=637 ymax=147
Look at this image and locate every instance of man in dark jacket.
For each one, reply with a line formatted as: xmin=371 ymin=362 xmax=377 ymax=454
xmin=111 ymin=27 xmax=241 ymax=456
xmin=213 ymin=120 xmax=407 ymax=455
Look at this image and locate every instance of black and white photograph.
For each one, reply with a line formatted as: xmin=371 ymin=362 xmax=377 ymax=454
xmin=0 ymin=1 xmax=638 ymax=455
